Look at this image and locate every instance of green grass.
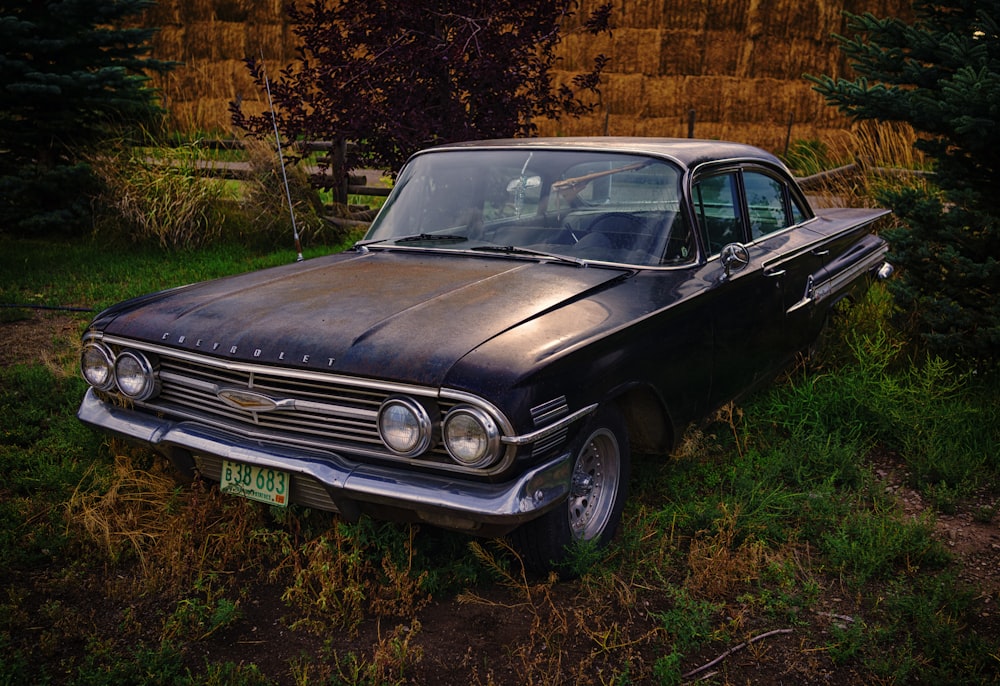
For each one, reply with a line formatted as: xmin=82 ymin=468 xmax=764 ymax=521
xmin=0 ymin=236 xmax=354 ymax=312
xmin=1 ymin=237 xmax=998 ymax=684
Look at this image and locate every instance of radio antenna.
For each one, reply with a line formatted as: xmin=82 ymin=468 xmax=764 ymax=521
xmin=260 ymin=51 xmax=303 ymax=262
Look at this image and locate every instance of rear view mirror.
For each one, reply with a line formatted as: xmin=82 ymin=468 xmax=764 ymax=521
xmin=506 ymin=176 xmax=541 ymax=192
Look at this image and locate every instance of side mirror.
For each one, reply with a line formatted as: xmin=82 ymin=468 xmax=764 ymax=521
xmin=720 ymin=243 xmax=750 ymax=280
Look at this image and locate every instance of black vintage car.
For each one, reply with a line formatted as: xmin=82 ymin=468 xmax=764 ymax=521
xmin=78 ymin=138 xmax=891 ymax=569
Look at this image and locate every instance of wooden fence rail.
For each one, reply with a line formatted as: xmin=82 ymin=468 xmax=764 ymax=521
xmin=165 ymin=138 xmax=391 ymax=201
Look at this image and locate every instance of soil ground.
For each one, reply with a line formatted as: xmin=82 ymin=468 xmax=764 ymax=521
xmin=5 ymin=310 xmax=999 ymax=684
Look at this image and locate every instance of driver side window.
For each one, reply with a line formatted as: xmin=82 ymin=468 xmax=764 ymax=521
xmin=694 ymin=173 xmax=741 ymax=256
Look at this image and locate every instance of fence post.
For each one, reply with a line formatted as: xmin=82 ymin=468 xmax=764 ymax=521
xmin=332 ymin=137 xmax=348 ymax=205
xmin=784 ymin=112 xmax=794 ymax=156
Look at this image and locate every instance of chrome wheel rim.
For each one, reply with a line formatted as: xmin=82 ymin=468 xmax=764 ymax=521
xmin=568 ymin=428 xmax=620 ymax=540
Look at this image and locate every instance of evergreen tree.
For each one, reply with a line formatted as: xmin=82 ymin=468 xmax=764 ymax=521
xmin=231 ymin=0 xmax=612 ymax=177
xmin=0 ymin=0 xmax=172 ymax=235
xmin=810 ymin=1 xmax=999 ymax=363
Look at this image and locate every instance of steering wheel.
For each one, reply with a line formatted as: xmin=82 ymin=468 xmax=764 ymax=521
xmin=587 ymin=212 xmax=646 ymax=235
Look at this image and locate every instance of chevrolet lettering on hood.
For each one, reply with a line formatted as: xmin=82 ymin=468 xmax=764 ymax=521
xmin=158 ymin=332 xmax=336 ymax=367
xmin=77 ymin=137 xmax=891 ymax=571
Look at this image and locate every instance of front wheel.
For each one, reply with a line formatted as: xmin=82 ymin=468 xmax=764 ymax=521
xmin=514 ymin=405 xmax=630 ymax=573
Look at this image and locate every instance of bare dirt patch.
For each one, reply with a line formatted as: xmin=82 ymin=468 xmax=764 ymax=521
xmin=874 ymin=450 xmax=1000 ymax=599
xmin=0 ymin=309 xmax=88 ymax=368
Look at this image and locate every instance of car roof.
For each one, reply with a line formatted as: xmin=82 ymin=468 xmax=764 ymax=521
xmin=423 ymin=137 xmax=786 ymax=171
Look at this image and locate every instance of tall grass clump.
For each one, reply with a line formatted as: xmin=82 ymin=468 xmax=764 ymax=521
xmin=280 ymin=519 xmax=433 ymax=637
xmin=89 ymin=141 xmax=235 ymax=249
xmin=790 ymin=121 xmax=932 ymax=209
xmin=87 ymin=135 xmax=345 ymax=252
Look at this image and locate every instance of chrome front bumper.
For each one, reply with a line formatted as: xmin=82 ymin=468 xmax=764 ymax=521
xmin=78 ymin=389 xmax=572 ymax=536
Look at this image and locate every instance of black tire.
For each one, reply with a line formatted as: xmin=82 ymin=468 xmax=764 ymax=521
xmin=514 ymin=405 xmax=630 ymax=573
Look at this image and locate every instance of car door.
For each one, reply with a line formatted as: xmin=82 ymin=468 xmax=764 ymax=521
xmin=741 ymin=168 xmax=830 ymax=353
xmin=692 ymin=168 xmax=789 ymax=407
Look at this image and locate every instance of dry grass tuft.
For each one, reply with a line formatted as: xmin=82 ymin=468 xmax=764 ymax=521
xmin=68 ymin=451 xmax=182 ymax=575
xmin=88 ymin=143 xmax=233 ymax=248
xmin=805 ymin=120 xmax=933 ymax=209
xmin=280 ymin=523 xmax=431 ymax=637
xmin=67 ymin=446 xmax=269 ymax=593
xmin=685 ymin=504 xmax=765 ymax=600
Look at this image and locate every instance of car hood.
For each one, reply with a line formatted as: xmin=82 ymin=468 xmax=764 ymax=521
xmin=98 ymin=250 xmax=629 ymax=386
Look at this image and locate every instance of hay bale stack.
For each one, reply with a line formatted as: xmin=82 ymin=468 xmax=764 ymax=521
xmin=143 ymin=0 xmax=296 ymax=134
xmin=145 ymin=0 xmax=912 ymax=153
xmin=536 ymin=0 xmax=913 ymax=152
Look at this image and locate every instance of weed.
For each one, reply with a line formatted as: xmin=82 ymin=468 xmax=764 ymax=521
xmin=281 ymin=519 xmax=430 ymax=636
xmin=648 ymin=585 xmax=723 ymax=685
xmin=651 ymin=651 xmax=683 ymax=686
xmin=826 ymin=617 xmax=867 ymax=665
xmin=803 ymin=120 xmax=932 ymax=209
xmin=783 ymin=138 xmax=832 ymax=176
xmin=161 ymin=577 xmax=242 ymax=642
xmin=66 ymin=447 xmax=280 ymax=595
xmin=662 ymin=586 xmax=724 ymax=652
xmin=320 ymin=622 xmax=423 ymax=686
xmin=236 ymin=137 xmax=340 ymax=250
xmin=199 ymin=661 xmax=275 ymax=686
xmin=763 ymin=285 xmax=999 ymax=509
xmin=821 ymin=500 xmax=948 ymax=585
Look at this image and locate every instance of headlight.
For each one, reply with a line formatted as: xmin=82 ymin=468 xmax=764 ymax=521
xmin=443 ymin=407 xmax=501 ymax=468
xmin=377 ymin=397 xmax=433 ymax=456
xmin=80 ymin=342 xmax=115 ymax=391
xmin=113 ymin=351 xmax=159 ymax=401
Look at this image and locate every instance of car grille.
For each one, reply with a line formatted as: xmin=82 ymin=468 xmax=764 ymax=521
xmin=531 ymin=395 xmax=570 ymax=456
xmin=123 ymin=349 xmax=483 ymax=471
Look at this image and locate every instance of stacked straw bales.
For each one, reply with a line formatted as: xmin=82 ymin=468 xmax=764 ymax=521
xmin=144 ymin=0 xmax=913 ymax=156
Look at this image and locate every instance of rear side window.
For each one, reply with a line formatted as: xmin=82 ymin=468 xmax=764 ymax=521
xmin=693 ymin=172 xmax=741 ymax=256
xmin=744 ymin=172 xmax=787 ymax=239
xmin=744 ymin=170 xmax=812 ymax=238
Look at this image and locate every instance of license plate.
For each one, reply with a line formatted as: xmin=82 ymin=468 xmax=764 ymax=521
xmin=220 ymin=460 xmax=289 ymax=507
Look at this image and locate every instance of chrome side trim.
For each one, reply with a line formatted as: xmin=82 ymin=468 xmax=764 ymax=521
xmin=502 ymin=404 xmax=598 ymax=446
xmin=786 ymin=244 xmax=889 ymax=315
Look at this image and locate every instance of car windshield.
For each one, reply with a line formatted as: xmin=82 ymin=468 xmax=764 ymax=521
xmin=364 ymin=149 xmax=695 ymax=267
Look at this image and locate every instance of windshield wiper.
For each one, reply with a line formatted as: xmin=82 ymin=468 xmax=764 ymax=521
xmin=355 ymin=233 xmax=468 ymax=249
xmin=394 ymin=233 xmax=468 ymax=244
xmin=470 ymin=245 xmax=587 ymax=267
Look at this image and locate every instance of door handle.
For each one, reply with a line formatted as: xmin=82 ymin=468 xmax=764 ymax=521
xmin=811 ymin=249 xmax=830 ymax=257
xmin=765 ymin=269 xmax=786 ymax=278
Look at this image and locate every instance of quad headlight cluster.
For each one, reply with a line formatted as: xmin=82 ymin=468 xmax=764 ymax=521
xmin=81 ymin=342 xmax=160 ymax=402
xmin=377 ymin=396 xmax=502 ymax=468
